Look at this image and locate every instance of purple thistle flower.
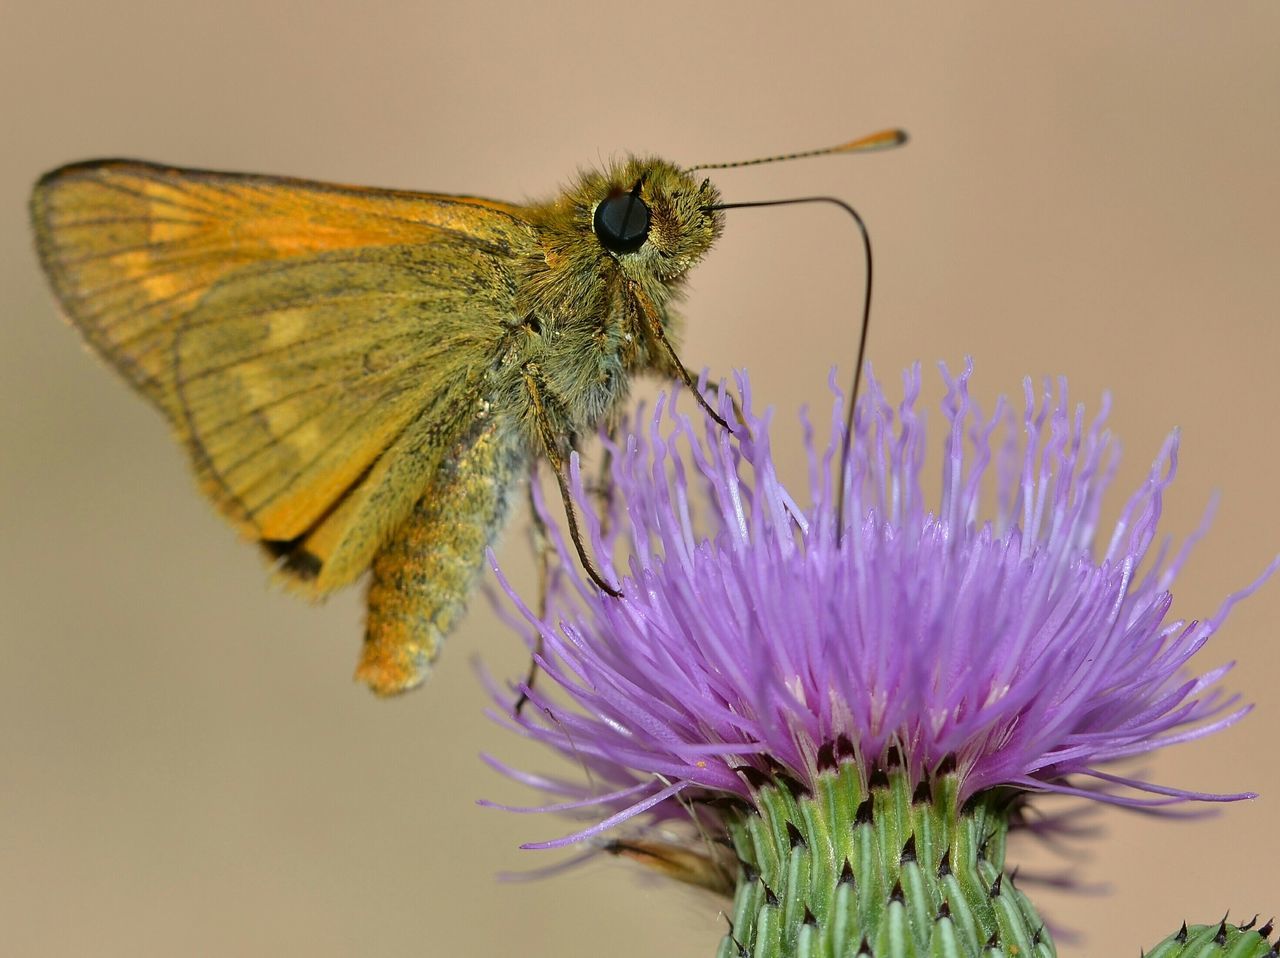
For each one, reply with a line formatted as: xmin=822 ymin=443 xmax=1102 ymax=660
xmin=484 ymin=363 xmax=1275 ymax=850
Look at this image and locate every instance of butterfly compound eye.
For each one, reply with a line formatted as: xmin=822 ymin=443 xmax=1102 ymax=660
xmin=593 ymin=190 xmax=650 ymax=254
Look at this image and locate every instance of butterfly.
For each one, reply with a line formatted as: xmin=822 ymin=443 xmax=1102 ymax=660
xmin=29 ymin=129 xmax=905 ymax=696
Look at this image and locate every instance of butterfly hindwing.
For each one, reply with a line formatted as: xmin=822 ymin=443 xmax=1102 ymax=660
xmin=174 ymin=240 xmax=524 ymax=593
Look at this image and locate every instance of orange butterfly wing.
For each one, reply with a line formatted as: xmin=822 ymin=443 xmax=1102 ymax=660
xmin=31 ymin=161 xmax=532 ymax=588
xmin=31 ymin=160 xmax=522 ymax=417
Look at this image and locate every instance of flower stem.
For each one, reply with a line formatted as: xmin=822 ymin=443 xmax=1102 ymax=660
xmin=716 ymin=764 xmax=1053 ymax=957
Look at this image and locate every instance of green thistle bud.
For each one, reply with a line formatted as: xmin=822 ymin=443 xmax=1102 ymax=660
xmin=1144 ymin=917 xmax=1277 ymax=958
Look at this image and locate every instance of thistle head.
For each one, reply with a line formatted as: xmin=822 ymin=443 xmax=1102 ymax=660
xmin=485 ymin=363 xmax=1275 ymax=851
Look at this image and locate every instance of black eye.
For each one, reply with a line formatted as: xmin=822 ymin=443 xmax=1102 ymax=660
xmin=593 ymin=190 xmax=650 ymax=254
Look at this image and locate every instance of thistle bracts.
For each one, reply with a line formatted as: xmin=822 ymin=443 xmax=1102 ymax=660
xmin=1145 ymin=916 xmax=1277 ymax=958
xmin=718 ymin=766 xmax=1052 ymax=958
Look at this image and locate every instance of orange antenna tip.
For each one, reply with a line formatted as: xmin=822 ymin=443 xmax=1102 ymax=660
xmin=830 ymin=128 xmax=909 ymax=154
xmin=687 ymin=128 xmax=909 ymax=173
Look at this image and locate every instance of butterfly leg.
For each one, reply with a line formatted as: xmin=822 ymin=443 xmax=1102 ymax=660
xmin=628 ymin=281 xmax=733 ymax=432
xmin=356 ymin=422 xmax=519 ymax=696
xmin=515 ymin=405 xmax=626 ymax=714
xmin=680 ymin=366 xmax=747 ymax=430
xmin=514 ymin=474 xmax=556 ymax=715
xmin=521 ymin=367 xmax=621 ymax=598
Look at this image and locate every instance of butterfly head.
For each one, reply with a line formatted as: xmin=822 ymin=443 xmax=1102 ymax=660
xmin=532 ymin=157 xmax=724 ymax=291
xmin=590 ymin=158 xmax=724 ymax=281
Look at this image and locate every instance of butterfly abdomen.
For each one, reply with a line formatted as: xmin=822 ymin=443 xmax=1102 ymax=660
xmin=356 ymin=419 xmax=523 ymax=695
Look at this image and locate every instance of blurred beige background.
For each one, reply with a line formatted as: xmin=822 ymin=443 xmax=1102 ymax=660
xmin=3 ymin=3 xmax=1278 ymax=955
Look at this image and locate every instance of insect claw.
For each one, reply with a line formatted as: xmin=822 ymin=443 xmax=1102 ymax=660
xmin=701 ymin=398 xmax=733 ymax=433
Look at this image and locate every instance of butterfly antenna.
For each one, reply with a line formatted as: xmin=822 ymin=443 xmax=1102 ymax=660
xmin=687 ymin=128 xmax=907 ymax=173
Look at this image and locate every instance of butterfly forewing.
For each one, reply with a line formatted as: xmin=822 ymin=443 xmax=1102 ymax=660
xmin=30 ymin=160 xmax=526 ymax=414
xmin=32 ymin=161 xmax=535 ymax=593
